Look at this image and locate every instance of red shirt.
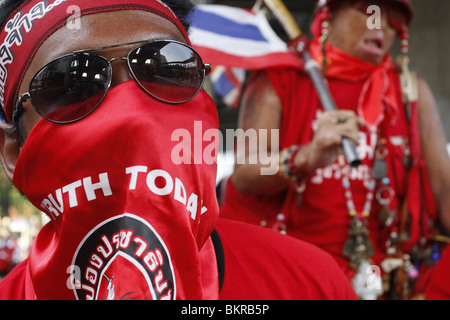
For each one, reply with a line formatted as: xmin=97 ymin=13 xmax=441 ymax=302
xmin=0 ymin=218 xmax=357 ymax=300
xmin=221 ymin=66 xmax=410 ymax=278
xmin=217 ymin=218 xmax=357 ymax=300
xmin=425 ymin=245 xmax=450 ymax=300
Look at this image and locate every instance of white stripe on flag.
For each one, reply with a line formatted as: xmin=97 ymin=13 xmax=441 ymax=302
xmin=190 ymin=27 xmax=287 ymax=57
xmin=196 ymin=4 xmax=258 ymax=24
xmin=191 ymin=5 xmax=289 ymax=55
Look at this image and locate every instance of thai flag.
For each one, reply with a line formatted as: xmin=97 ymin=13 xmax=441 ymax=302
xmin=189 ymin=4 xmax=301 ymax=70
xmin=189 ymin=4 xmax=300 ymax=107
xmin=209 ymin=66 xmax=246 ymax=108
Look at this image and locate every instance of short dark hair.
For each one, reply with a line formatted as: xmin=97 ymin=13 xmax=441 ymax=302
xmin=0 ymin=0 xmax=23 ymax=27
xmin=164 ymin=0 xmax=196 ymax=32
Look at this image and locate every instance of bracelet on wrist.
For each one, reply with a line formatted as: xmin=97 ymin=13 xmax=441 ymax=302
xmin=278 ymin=145 xmax=310 ymax=192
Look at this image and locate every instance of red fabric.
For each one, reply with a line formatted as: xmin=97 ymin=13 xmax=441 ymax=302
xmin=0 ymin=218 xmax=359 ymax=300
xmin=0 ymin=0 xmax=189 ymax=122
xmin=425 ymin=245 xmax=450 ymax=300
xmin=222 ymin=68 xmax=408 ymax=266
xmin=267 ymin=67 xmax=407 ymax=277
xmin=309 ymin=39 xmax=399 ymax=127
xmin=12 ymin=81 xmax=220 ymax=300
xmin=193 ymin=46 xmax=302 ymax=71
xmin=198 ymin=237 xmax=219 ymax=300
xmin=221 ymin=42 xmax=437 ymax=283
xmin=0 ymin=259 xmax=35 ymax=300
xmin=220 ymin=177 xmax=286 ymax=228
xmin=310 ymin=7 xmax=329 ymax=39
xmin=402 ymin=100 xmax=438 ymax=252
xmin=217 ymin=218 xmax=358 ymax=300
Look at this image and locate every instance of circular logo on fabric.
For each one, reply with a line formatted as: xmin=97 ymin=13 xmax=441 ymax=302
xmin=70 ymin=213 xmax=175 ymax=300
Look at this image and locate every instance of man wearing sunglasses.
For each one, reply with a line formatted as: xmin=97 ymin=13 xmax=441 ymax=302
xmin=220 ymin=0 xmax=450 ymax=299
xmin=0 ymin=0 xmax=358 ymax=300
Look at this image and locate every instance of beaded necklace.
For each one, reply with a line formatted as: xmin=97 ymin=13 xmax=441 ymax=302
xmin=340 ymin=124 xmax=398 ymax=270
xmin=340 ymin=154 xmax=376 ymax=270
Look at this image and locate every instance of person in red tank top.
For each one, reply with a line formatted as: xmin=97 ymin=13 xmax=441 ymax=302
xmin=221 ymin=0 xmax=450 ymax=300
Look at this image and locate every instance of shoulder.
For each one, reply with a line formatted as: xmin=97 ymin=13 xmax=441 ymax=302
xmin=216 ymin=218 xmax=357 ymax=300
xmin=417 ymin=76 xmax=436 ymax=104
xmin=414 ymin=74 xmax=442 ymax=127
xmin=0 ymin=259 xmax=30 ymax=300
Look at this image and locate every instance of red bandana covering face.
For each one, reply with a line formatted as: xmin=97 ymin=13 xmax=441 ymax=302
xmin=5 ymin=0 xmax=220 ymax=300
xmin=14 ymin=80 xmax=220 ymax=300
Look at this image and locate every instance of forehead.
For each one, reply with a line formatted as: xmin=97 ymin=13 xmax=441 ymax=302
xmin=27 ymin=10 xmax=186 ymax=78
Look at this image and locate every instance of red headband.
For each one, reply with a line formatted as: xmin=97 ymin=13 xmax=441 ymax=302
xmin=0 ymin=0 xmax=190 ymax=123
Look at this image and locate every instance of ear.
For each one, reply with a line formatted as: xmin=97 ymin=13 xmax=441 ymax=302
xmin=0 ymin=122 xmax=21 ymax=182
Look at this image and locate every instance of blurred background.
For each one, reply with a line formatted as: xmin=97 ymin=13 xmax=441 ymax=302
xmin=197 ymin=0 xmax=450 ymax=140
xmin=197 ymin=0 xmax=450 ymax=184
xmin=0 ymin=0 xmax=449 ymax=278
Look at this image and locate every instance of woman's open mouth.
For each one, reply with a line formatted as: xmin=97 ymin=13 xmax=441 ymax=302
xmin=361 ymin=37 xmax=384 ymax=57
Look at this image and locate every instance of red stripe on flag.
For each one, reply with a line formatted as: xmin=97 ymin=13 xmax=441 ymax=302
xmin=194 ymin=46 xmax=302 ymax=70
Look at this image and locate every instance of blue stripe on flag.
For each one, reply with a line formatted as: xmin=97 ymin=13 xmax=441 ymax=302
xmin=214 ymin=72 xmax=234 ymax=98
xmin=192 ymin=9 xmax=266 ymax=42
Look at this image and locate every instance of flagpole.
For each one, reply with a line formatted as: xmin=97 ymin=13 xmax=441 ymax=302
xmin=251 ymin=0 xmax=264 ymax=12
xmin=256 ymin=0 xmax=362 ymax=167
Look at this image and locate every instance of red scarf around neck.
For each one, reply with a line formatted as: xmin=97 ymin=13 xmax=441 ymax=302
xmin=308 ymin=39 xmax=399 ymax=127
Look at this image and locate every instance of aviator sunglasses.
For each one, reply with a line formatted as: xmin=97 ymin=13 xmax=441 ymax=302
xmin=15 ymin=39 xmax=211 ymax=124
xmin=349 ymin=0 xmax=408 ymax=33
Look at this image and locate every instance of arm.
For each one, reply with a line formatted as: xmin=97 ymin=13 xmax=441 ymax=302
xmin=232 ymin=70 xmax=364 ymax=195
xmin=417 ymin=78 xmax=450 ymax=233
xmin=231 ymin=71 xmax=289 ymax=195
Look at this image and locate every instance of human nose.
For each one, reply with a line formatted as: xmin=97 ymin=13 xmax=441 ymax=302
xmin=109 ymin=57 xmax=133 ymax=88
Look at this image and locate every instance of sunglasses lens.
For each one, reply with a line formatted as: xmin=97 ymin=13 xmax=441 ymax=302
xmin=128 ymin=41 xmax=205 ymax=103
xmin=29 ymin=54 xmax=110 ymax=123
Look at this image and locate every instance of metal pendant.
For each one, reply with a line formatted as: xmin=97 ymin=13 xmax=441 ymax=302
xmin=373 ymin=141 xmax=388 ymax=180
xmin=343 ymin=235 xmax=356 ymax=258
xmin=377 ymin=204 xmax=390 ymax=224
xmin=343 ymin=218 xmax=374 ymax=270
xmin=373 ymin=158 xmax=387 ymax=180
xmin=402 ymin=146 xmax=412 ymax=169
xmin=377 ymin=205 xmax=396 ymax=227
